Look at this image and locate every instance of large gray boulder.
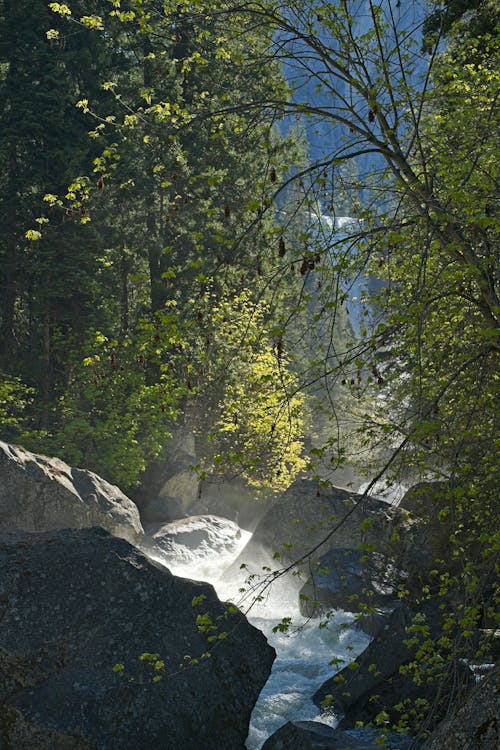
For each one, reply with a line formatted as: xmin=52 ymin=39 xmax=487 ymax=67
xmin=227 ymin=479 xmax=455 ymax=620
xmin=261 ymin=721 xmax=416 ymax=749
xmin=225 ymin=479 xmax=418 ymax=583
xmin=0 ymin=441 xmax=143 ymax=543
xmin=0 ymin=527 xmax=275 ymax=749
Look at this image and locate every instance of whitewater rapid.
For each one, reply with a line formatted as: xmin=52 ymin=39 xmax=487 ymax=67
xmin=146 ymin=518 xmax=369 ymax=750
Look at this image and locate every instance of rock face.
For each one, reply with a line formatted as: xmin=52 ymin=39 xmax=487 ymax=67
xmin=190 ymin=476 xmax=275 ymax=531
xmin=134 ymin=424 xmax=199 ymax=523
xmin=261 ymin=721 xmax=416 ymax=750
xmin=313 ymin=601 xmax=474 ymax=734
xmin=233 ymin=479 xmax=416 ymax=562
xmin=141 ymin=471 xmax=273 ymax=531
xmin=0 ymin=441 xmax=143 ymax=543
xmin=136 ymin=422 xmax=274 ymax=529
xmin=423 ymin=666 xmax=499 ymax=750
xmin=141 ymin=453 xmax=199 ymax=523
xmin=0 ymin=527 xmax=275 ymax=750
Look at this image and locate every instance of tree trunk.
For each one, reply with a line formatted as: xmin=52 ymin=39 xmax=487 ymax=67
xmin=0 ymin=137 xmax=20 ymax=364
xmin=120 ymin=246 xmax=129 ymax=336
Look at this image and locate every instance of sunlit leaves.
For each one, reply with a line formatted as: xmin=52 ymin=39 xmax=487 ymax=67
xmin=24 ymin=229 xmax=42 ymax=241
xmin=48 ymin=3 xmax=71 ymax=17
xmin=80 ymin=15 xmax=104 ymax=31
xmin=194 ymin=289 xmax=306 ymax=489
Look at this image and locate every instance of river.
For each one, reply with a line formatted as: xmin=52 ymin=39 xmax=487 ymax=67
xmin=146 ymin=517 xmax=370 ymax=749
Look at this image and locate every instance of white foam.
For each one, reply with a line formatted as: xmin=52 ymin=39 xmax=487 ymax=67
xmin=147 ymin=525 xmax=252 ymax=585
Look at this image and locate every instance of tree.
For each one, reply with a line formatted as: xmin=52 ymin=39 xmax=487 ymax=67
xmin=138 ymin=0 xmax=498 ymax=736
xmin=192 ymin=289 xmax=306 ymax=488
xmin=175 ymin=0 xmax=499 ymax=496
xmin=0 ymin=0 xmax=307 ymax=490
xmin=0 ymin=0 xmax=126 ymax=426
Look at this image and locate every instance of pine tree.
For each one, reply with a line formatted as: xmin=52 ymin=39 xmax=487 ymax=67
xmin=0 ymin=0 xmax=122 ymax=425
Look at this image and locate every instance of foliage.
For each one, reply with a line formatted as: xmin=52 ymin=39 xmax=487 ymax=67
xmin=0 ymin=0 xmax=304 ymax=488
xmin=422 ymin=0 xmax=500 ymax=51
xmin=0 ymin=372 xmax=37 ymax=443
xmin=193 ymin=290 xmax=306 ymax=488
xmin=0 ymin=0 xmax=130 ymax=432
xmin=112 ymin=652 xmax=166 ymax=684
xmin=46 ymin=325 xmax=186 ymax=489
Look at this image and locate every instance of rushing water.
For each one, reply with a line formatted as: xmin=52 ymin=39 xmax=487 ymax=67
xmin=245 ymin=613 xmax=369 ymax=749
xmin=147 ymin=517 xmax=369 ymax=750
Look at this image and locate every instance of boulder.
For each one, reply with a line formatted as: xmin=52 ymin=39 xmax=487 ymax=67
xmin=225 ymin=479 xmax=418 ymax=583
xmin=0 ymin=442 xmax=143 ymax=543
xmin=261 ymin=720 xmax=416 ymax=749
xmin=298 ymin=547 xmax=401 ymax=617
xmin=0 ymin=527 xmax=275 ymax=750
xmin=399 ymin=481 xmax=446 ymax=517
xmin=314 ymin=601 xmax=474 ymax=733
xmin=423 ymin=666 xmax=499 ymax=750
xmin=144 ymin=514 xmax=242 ymax=563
